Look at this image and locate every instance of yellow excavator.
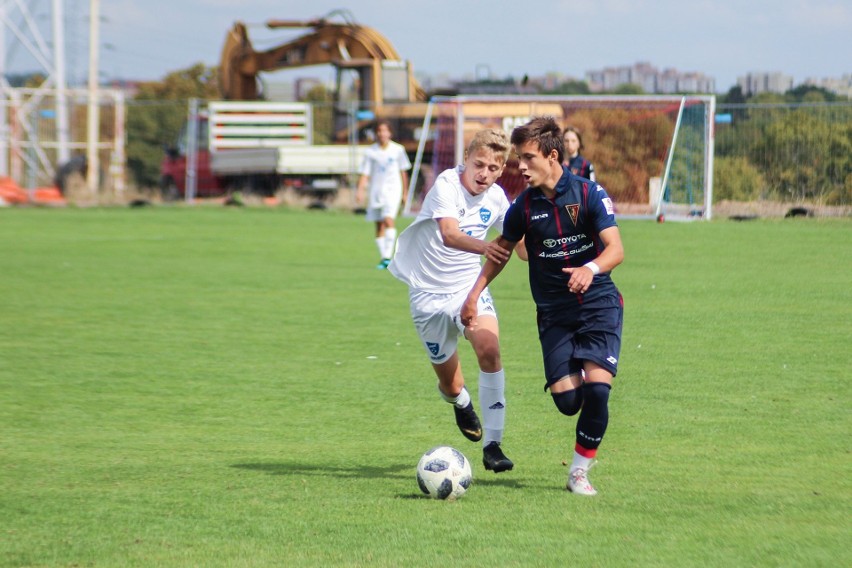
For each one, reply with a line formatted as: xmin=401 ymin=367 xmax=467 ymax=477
xmin=213 ymin=10 xmax=538 ymax=202
xmin=160 ymin=10 xmax=439 ymax=201
xmin=219 ymin=10 xmax=429 ymax=143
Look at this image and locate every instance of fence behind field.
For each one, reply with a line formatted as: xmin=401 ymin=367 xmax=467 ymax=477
xmin=714 ymin=102 xmax=851 ymax=206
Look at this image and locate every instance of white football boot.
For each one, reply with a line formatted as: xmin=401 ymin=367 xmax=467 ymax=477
xmin=567 ymin=464 xmax=598 ymax=496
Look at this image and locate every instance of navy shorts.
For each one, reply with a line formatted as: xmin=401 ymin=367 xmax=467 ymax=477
xmin=537 ymin=298 xmax=623 ymax=388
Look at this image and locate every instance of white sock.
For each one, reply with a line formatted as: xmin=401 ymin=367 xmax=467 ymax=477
xmin=439 ymin=385 xmax=471 ymax=409
xmin=479 ymin=369 xmax=505 ymax=445
xmin=571 ymin=451 xmax=594 ymax=472
xmin=375 ymin=237 xmax=385 ymax=259
xmin=383 ymin=228 xmax=397 ymax=258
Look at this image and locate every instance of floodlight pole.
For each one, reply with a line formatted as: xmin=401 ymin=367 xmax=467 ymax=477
xmin=52 ymin=0 xmax=70 ymax=165
xmin=86 ymin=0 xmax=100 ymax=195
xmin=185 ymin=98 xmax=199 ymax=202
xmin=0 ymin=3 xmax=7 ymax=177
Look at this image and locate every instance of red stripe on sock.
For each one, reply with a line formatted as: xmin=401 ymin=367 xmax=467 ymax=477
xmin=575 ymin=443 xmax=597 ymax=458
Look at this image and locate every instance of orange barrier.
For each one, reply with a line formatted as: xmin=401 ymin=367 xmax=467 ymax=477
xmin=0 ymin=177 xmax=66 ymax=206
xmin=0 ymin=177 xmax=28 ymax=204
xmin=32 ymin=187 xmax=66 ymax=205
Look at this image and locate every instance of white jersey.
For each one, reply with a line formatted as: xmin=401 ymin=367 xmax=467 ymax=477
xmin=359 ymin=140 xmax=412 ymax=208
xmin=389 ymin=166 xmax=510 ymax=294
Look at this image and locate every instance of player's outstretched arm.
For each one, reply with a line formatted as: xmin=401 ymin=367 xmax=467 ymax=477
xmin=355 ymin=174 xmax=369 ymax=205
xmin=437 ymin=218 xmax=511 ymax=264
xmin=461 ymin=236 xmax=516 ymax=328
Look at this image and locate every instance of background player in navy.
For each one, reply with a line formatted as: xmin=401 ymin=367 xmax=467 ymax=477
xmin=461 ymin=116 xmax=624 ymax=496
xmin=563 ymin=126 xmax=595 ymax=181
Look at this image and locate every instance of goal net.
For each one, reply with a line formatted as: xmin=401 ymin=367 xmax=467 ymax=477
xmin=405 ymin=95 xmax=715 ymax=220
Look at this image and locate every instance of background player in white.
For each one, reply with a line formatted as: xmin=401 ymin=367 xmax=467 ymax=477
xmin=389 ymin=129 xmax=515 ymax=472
xmin=355 ymin=120 xmax=412 ymax=269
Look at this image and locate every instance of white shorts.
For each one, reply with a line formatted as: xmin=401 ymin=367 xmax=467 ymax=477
xmin=365 ymin=190 xmax=402 ymax=221
xmin=409 ymin=287 xmax=497 ymax=364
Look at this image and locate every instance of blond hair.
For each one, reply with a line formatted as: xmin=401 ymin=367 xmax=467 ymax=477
xmin=467 ymin=128 xmax=511 ymax=164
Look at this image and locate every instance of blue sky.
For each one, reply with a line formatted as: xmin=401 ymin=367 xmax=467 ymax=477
xmin=9 ymin=0 xmax=852 ymax=92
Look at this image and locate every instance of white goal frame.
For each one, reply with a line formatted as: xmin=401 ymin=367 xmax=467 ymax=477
xmin=406 ymin=94 xmax=715 ymax=220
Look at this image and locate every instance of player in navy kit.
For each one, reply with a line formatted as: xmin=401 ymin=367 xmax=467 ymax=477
xmin=461 ymin=116 xmax=624 ymax=496
xmin=563 ymin=126 xmax=595 ymax=181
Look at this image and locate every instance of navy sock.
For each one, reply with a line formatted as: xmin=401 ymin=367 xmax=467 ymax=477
xmin=576 ymin=382 xmax=611 ymax=451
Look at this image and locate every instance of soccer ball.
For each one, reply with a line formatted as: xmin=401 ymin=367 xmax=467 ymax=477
xmin=416 ymin=446 xmax=472 ymax=500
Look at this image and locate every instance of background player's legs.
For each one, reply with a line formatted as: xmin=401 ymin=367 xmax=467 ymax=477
xmin=382 ymin=215 xmax=397 ymax=262
xmin=374 ymin=219 xmax=393 ymax=268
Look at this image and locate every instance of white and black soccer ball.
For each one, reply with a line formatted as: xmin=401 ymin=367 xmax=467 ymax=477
xmin=416 ymin=446 xmax=472 ymax=500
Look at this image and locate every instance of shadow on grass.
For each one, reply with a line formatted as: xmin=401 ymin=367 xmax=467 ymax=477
xmin=231 ymin=461 xmax=527 ymax=489
xmin=232 ymin=461 xmax=410 ymax=479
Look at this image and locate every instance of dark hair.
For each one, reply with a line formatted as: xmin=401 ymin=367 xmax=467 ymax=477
xmin=510 ymin=116 xmax=564 ymax=163
xmin=563 ymin=126 xmax=584 ymax=151
xmin=375 ymin=119 xmax=393 ymax=134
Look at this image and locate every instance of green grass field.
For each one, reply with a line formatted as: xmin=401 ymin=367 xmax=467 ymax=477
xmin=1 ymin=207 xmax=849 ymax=567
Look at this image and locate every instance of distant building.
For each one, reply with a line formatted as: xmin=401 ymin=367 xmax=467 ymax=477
xmin=803 ymin=74 xmax=852 ymax=98
xmin=585 ymin=62 xmax=715 ymax=94
xmin=737 ymin=72 xmax=793 ymax=96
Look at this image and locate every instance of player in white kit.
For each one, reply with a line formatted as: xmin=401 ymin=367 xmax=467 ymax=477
xmin=356 ymin=120 xmax=412 ymax=269
xmin=389 ymin=129 xmax=515 ymax=473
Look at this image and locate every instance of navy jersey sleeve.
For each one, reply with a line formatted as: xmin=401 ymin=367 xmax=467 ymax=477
xmin=587 ymin=183 xmax=618 ymax=232
xmin=501 ymin=193 xmax=527 ymax=243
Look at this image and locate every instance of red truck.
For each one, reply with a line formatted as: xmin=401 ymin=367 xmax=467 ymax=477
xmin=160 ymin=111 xmax=225 ymax=200
xmin=160 ymin=102 xmax=365 ymax=201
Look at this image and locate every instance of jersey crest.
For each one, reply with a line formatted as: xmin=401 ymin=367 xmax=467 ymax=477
xmin=479 ymin=208 xmax=492 ymax=223
xmin=565 ymin=203 xmax=580 ymax=226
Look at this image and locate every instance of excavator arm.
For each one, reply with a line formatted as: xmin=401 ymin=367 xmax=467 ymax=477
xmin=219 ymin=14 xmax=426 ymax=103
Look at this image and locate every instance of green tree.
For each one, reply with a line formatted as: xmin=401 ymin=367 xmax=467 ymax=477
xmin=126 ymin=63 xmax=220 ymax=189
xmin=720 ymin=85 xmax=746 ymax=105
xmin=610 ymin=83 xmax=645 ymax=95
xmin=302 ymin=84 xmax=334 ymax=144
xmin=713 ymin=156 xmax=765 ymax=201
xmin=749 ymin=92 xmax=786 ymax=104
xmin=753 ymin=107 xmax=851 ymax=202
xmin=543 ymin=80 xmax=591 ymax=95
xmin=786 ymin=84 xmax=837 ymax=103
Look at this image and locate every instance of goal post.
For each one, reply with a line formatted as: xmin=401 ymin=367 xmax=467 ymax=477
xmin=405 ymin=94 xmax=715 ymax=220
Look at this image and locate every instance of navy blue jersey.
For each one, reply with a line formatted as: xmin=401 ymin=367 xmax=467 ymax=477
xmin=503 ymin=167 xmax=619 ymax=312
xmin=564 ymin=154 xmax=595 ymax=180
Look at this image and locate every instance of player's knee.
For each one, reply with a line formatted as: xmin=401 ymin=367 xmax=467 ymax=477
xmin=476 ymin=345 xmax=501 ymax=370
xmin=471 ymin=332 xmax=501 ymax=370
xmin=551 ymin=388 xmax=583 ymax=416
xmin=582 ymin=382 xmax=611 ymax=411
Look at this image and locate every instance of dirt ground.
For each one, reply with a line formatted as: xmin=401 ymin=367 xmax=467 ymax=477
xmin=600 ymin=199 xmax=849 ymax=220
xmin=710 ymin=200 xmax=850 ymax=219
xmin=48 ymin=177 xmax=851 ymax=220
